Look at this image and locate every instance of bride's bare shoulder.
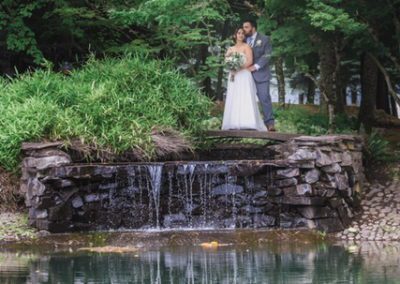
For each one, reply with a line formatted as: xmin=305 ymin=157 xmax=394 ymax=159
xmin=243 ymin=44 xmax=252 ymax=52
xmin=225 ymin=46 xmax=236 ymax=56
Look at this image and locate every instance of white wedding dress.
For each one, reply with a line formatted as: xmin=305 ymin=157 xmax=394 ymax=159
xmin=222 ymin=54 xmax=267 ymax=131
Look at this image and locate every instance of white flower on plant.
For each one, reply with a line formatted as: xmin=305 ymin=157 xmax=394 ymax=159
xmin=208 ymin=45 xmax=221 ymax=55
xmin=188 ymin=58 xmax=197 ymax=65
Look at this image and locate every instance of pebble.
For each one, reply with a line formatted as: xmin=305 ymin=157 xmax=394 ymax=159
xmin=337 ymin=180 xmax=400 ymax=242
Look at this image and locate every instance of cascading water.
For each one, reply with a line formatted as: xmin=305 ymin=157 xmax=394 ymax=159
xmin=39 ymin=160 xmax=279 ymax=231
xmin=142 ymin=162 xmax=275 ymax=230
xmin=182 ymin=164 xmax=196 ymax=227
xmin=147 ymin=165 xmax=163 ymax=229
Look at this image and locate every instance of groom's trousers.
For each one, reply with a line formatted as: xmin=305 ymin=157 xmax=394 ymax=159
xmin=255 ymin=80 xmax=274 ymax=126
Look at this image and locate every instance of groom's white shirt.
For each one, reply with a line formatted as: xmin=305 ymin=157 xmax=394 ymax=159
xmin=247 ymin=32 xmax=260 ymax=71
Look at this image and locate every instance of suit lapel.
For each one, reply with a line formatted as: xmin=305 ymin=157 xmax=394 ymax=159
xmin=253 ymin=33 xmax=260 ymax=50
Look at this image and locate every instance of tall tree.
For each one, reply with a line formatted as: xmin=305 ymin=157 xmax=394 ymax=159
xmin=258 ymin=0 xmax=366 ymax=132
xmin=109 ymin=0 xmax=235 ymax=96
xmin=0 ymin=0 xmax=135 ymax=74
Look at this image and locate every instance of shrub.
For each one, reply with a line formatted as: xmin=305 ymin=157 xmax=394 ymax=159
xmin=364 ymin=130 xmax=398 ymax=165
xmin=0 ymin=55 xmax=212 ymax=171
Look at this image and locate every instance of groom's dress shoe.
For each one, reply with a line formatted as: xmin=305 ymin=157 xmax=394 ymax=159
xmin=267 ymin=125 xmax=276 ymax=132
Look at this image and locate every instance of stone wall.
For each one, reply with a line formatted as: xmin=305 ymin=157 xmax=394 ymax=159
xmin=21 ymin=135 xmax=364 ymax=233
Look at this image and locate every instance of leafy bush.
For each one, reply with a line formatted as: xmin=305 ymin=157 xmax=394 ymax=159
xmin=364 ymin=130 xmax=397 ymax=165
xmin=0 ymin=55 xmax=212 ymax=171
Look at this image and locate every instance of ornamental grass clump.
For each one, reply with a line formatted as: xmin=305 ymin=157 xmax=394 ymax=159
xmin=0 ymin=55 xmax=212 ymax=171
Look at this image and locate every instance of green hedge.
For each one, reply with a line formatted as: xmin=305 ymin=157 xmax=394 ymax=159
xmin=0 ymin=55 xmax=212 ymax=171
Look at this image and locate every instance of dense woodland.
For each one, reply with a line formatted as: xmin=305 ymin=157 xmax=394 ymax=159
xmin=0 ymin=0 xmax=399 ymax=173
xmin=1 ymin=1 xmax=400 ymax=131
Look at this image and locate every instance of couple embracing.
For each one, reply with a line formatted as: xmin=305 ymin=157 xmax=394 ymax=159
xmin=222 ymin=20 xmax=275 ymax=132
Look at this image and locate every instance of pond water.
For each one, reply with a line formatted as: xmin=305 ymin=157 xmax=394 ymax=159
xmin=1 ymin=232 xmax=400 ymax=284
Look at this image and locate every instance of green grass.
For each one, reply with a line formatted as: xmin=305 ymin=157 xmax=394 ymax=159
xmin=0 ymin=54 xmax=212 ymax=171
xmin=0 ymin=213 xmax=37 ymax=241
xmin=274 ymin=106 xmax=358 ymax=135
xmin=204 ymin=103 xmax=359 ymax=136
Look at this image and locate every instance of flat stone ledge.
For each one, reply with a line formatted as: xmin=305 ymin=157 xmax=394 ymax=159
xmin=22 ymin=142 xmax=64 ymax=151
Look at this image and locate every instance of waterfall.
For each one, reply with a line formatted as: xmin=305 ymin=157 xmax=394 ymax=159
xmin=198 ymin=163 xmax=209 ymax=226
xmin=147 ymin=164 xmax=163 ymax=229
xmin=100 ymin=161 xmax=279 ymax=230
xmin=167 ymin=171 xmax=174 ymax=216
xmin=182 ymin=164 xmax=196 ymax=227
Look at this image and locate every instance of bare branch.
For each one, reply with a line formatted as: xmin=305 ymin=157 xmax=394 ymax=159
xmin=304 ymin=73 xmax=329 ymax=102
xmin=368 ymin=53 xmax=400 ymax=106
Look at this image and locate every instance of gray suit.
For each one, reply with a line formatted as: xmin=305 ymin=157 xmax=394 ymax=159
xmin=250 ymin=33 xmax=274 ymax=126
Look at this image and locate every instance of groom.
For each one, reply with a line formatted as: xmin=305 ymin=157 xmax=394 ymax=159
xmin=243 ymin=20 xmax=275 ymax=131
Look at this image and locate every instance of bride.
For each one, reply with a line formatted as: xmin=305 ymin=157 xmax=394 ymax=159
xmin=222 ymin=28 xmax=267 ymax=131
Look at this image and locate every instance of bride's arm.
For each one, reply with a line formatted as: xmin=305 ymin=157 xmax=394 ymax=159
xmin=225 ymin=47 xmax=234 ymax=57
xmin=243 ymin=46 xmax=253 ymax=68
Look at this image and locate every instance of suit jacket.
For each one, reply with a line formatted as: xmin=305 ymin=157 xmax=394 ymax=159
xmin=251 ymin=33 xmax=272 ymax=83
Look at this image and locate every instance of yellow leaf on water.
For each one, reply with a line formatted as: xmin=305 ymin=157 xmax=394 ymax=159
xmin=200 ymin=241 xmax=219 ymax=248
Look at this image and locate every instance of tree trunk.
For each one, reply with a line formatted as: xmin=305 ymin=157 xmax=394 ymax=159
xmin=376 ymin=70 xmax=390 ymax=113
xmin=307 ymin=78 xmax=315 ymax=104
xmin=299 ymin=93 xmax=305 ymax=104
xmin=198 ymin=44 xmax=212 ymax=97
xmin=333 ymin=41 xmax=347 ymax=118
xmin=358 ymin=53 xmax=378 ymax=132
xmin=216 ymin=21 xmax=230 ymax=101
xmin=334 ymin=57 xmax=346 ymax=114
xmin=319 ymin=90 xmax=328 ymax=112
xmin=350 ymin=87 xmax=358 ymax=105
xmin=275 ymin=56 xmax=286 ymax=105
xmin=335 ymin=84 xmax=346 ymax=114
xmin=318 ymin=41 xmax=337 ymax=132
xmin=215 ymin=64 xmax=225 ymax=101
xmin=390 ymin=95 xmax=399 ymax=117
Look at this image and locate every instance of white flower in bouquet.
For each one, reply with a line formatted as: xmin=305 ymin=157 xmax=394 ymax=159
xmin=225 ymin=52 xmax=246 ymax=82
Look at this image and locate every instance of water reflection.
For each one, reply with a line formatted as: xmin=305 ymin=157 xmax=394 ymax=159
xmin=1 ymin=242 xmax=400 ymax=283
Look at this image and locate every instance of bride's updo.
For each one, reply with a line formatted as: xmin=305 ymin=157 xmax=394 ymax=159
xmin=232 ymin=28 xmax=246 ymax=43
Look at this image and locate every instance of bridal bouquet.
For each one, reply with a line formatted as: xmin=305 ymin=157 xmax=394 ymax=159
xmin=225 ymin=52 xmax=245 ymax=82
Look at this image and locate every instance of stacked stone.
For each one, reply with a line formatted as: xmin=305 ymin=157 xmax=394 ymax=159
xmin=270 ymin=135 xmax=364 ymax=232
xmin=20 ymin=135 xmax=365 ymax=233
xmin=21 ymin=142 xmax=71 ymax=231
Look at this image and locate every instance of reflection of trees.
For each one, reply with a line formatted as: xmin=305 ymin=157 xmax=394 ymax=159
xmin=1 ymin=243 xmax=399 ymax=283
xmin=0 ymin=253 xmax=38 ymax=284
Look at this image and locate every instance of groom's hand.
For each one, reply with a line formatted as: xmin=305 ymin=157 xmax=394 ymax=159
xmin=247 ymin=65 xmax=257 ymax=72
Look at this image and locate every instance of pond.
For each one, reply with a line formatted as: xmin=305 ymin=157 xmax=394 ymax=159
xmin=0 ymin=231 xmax=399 ymax=283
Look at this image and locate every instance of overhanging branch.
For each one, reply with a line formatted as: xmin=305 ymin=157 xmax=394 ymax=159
xmin=368 ymin=53 xmax=400 ymax=107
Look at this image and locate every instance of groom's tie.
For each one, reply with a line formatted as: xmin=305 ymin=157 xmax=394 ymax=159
xmin=248 ymin=37 xmax=253 ymax=47
xmin=247 ymin=37 xmax=253 ymax=47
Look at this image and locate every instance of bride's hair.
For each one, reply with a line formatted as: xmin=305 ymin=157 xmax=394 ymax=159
xmin=232 ymin=28 xmax=246 ymax=43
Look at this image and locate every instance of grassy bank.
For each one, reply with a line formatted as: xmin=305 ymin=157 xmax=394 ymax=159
xmin=0 ymin=55 xmax=212 ymax=172
xmin=207 ymin=102 xmax=359 ymax=135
